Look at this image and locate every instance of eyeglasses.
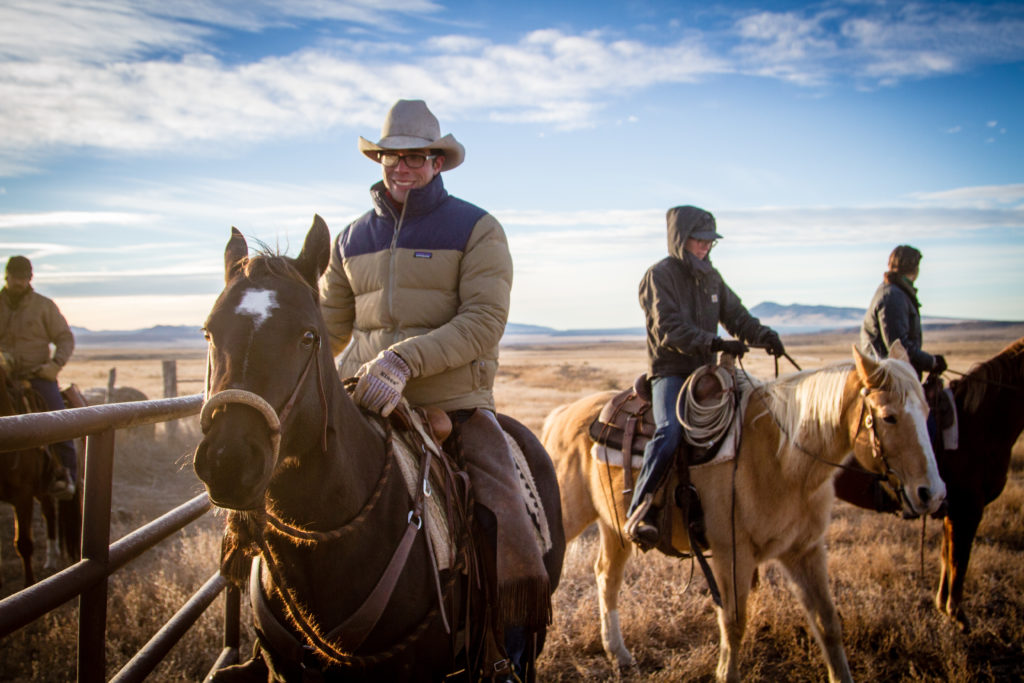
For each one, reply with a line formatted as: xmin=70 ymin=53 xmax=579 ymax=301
xmin=690 ymin=238 xmax=718 ymax=248
xmin=378 ymin=152 xmax=437 ymax=169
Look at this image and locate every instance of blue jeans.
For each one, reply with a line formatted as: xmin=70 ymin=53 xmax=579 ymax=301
xmin=627 ymin=374 xmax=685 ymax=518
xmin=29 ymin=378 xmax=77 ymax=480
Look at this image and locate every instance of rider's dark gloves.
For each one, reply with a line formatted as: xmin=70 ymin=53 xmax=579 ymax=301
xmin=762 ymin=330 xmax=786 ymax=357
xmin=711 ymin=337 xmax=748 ymax=358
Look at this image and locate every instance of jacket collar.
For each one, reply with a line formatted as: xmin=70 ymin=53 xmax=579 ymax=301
xmin=884 ymin=271 xmax=920 ymax=308
xmin=370 ymin=174 xmax=448 ymax=220
xmin=1 ymin=285 xmax=32 ymax=308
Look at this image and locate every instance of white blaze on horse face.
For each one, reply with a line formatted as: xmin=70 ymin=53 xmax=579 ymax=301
xmin=906 ymin=395 xmax=946 ymax=512
xmin=236 ymin=288 xmax=278 ymax=330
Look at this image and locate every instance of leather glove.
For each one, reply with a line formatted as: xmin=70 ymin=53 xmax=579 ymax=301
xmin=33 ymin=359 xmax=61 ymax=382
xmin=711 ymin=337 xmax=748 ymax=358
xmin=931 ymin=354 xmax=947 ymax=375
xmin=762 ymin=330 xmax=786 ymax=357
xmin=353 ymin=350 xmax=411 ymax=417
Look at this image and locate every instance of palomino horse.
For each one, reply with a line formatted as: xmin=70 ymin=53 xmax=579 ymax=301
xmin=194 ymin=217 xmax=564 ymax=682
xmin=0 ymin=364 xmax=63 ymax=588
xmin=542 ymin=344 xmax=946 ymax=682
xmin=932 ymin=337 xmax=1023 ymax=632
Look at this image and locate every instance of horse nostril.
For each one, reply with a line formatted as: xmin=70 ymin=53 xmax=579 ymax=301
xmin=917 ymin=486 xmax=932 ymax=506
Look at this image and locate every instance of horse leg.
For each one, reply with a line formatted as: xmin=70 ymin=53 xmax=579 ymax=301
xmin=936 ymin=517 xmax=953 ymax=620
xmin=13 ymin=496 xmax=36 ymax=587
xmin=39 ymin=495 xmax=59 ymax=571
xmin=712 ymin=551 xmax=754 ymax=683
xmin=595 ymin=520 xmax=635 ymax=668
xmin=780 ymin=544 xmax=852 ymax=683
xmin=938 ymin=507 xmax=983 ymax=633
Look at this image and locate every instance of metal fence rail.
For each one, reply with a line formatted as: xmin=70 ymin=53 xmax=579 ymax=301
xmin=0 ymin=394 xmax=241 ymax=682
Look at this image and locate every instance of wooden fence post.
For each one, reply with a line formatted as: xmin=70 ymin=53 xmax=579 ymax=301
xmin=163 ymin=360 xmax=179 ymax=437
xmin=106 ymin=368 xmax=116 ymax=403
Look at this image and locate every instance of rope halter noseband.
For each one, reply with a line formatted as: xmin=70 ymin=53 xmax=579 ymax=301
xmin=201 ymin=333 xmax=328 ymax=463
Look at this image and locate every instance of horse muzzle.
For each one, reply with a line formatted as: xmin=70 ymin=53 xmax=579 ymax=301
xmin=900 ymin=476 xmax=946 ymax=518
xmin=194 ymin=396 xmax=280 ymax=510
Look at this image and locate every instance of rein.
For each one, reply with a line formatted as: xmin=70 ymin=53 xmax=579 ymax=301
xmin=943 ymin=367 xmax=1024 ymax=395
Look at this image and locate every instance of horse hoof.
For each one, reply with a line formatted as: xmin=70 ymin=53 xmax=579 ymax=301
xmin=954 ymin=611 xmax=971 ymax=634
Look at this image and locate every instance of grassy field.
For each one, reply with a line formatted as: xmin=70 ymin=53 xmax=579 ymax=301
xmin=1 ymin=324 xmax=1022 ymax=681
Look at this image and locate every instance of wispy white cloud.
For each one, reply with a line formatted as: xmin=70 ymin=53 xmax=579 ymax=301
xmin=729 ymin=2 xmax=1024 ymax=86
xmin=909 ymin=183 xmax=1024 ymax=209
xmin=4 ymin=1 xmax=1019 ymax=171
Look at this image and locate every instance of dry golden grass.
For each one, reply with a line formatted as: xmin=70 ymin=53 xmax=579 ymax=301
xmin=1 ymin=326 xmax=1022 ymax=681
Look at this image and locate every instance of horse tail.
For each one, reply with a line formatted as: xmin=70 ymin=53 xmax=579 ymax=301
xmin=58 ymin=492 xmax=82 ymax=561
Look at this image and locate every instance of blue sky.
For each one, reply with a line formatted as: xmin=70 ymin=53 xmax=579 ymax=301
xmin=1 ymin=0 xmax=1022 ymax=332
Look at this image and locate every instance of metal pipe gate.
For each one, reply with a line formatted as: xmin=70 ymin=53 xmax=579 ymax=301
xmin=0 ymin=394 xmax=241 ymax=681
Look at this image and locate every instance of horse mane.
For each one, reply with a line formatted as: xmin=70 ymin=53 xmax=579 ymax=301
xmin=956 ymin=336 xmax=1024 ymax=413
xmin=758 ymin=357 xmax=922 ymax=455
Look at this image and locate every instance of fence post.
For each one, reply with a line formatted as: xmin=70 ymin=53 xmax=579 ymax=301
xmin=162 ymin=360 xmax=179 ymax=437
xmin=79 ymin=428 xmax=116 ymax=683
xmin=106 ymin=368 xmax=116 ymax=403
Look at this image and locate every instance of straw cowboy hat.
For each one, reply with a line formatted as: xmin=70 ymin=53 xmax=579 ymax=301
xmin=358 ymin=100 xmax=465 ymax=172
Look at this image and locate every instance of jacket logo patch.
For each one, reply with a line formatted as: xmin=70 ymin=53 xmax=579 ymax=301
xmin=711 ymin=294 xmax=719 ymax=303
xmin=414 ymin=251 xmax=432 ymax=259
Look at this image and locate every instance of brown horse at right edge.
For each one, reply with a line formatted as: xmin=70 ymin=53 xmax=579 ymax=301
xmin=851 ymin=336 xmax=1024 ymax=632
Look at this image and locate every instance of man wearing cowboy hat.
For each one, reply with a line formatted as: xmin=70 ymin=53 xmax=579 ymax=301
xmin=0 ymin=255 xmax=77 ymax=499
xmin=319 ymin=100 xmax=550 ymax=668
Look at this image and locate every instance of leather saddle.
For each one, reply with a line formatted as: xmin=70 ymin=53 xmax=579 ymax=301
xmin=588 ymin=370 xmax=730 ymax=466
xmin=588 ymin=374 xmax=655 ymax=458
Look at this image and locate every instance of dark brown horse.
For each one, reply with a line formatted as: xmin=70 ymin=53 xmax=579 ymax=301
xmin=933 ymin=337 xmax=1024 ymax=632
xmin=0 ymin=365 xmax=65 ymax=588
xmin=194 ymin=217 xmax=564 ymax=682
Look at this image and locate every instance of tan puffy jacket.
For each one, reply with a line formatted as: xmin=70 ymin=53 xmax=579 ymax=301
xmin=319 ymin=176 xmax=512 ymax=412
xmin=0 ymin=287 xmax=75 ymax=379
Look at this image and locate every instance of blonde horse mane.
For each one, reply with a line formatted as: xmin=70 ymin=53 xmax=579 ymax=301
xmin=755 ymin=357 xmax=923 ymax=457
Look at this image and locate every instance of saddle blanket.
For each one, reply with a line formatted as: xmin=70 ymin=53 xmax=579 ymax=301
xmin=382 ymin=408 xmax=552 ymax=572
xmin=941 ymin=387 xmax=959 ymax=451
xmin=590 ymin=387 xmax=754 ymax=471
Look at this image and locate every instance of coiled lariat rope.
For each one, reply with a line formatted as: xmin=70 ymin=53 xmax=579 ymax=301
xmin=676 ymin=364 xmax=736 ymax=447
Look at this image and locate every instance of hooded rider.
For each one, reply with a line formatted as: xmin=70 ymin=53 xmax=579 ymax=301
xmin=625 ymin=206 xmax=784 ymax=546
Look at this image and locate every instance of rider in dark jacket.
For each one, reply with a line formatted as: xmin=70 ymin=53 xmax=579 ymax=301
xmin=626 ymin=206 xmax=784 ymax=546
xmin=860 ymin=245 xmax=945 ymax=379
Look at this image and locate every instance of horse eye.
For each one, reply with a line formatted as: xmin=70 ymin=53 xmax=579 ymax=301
xmin=883 ymin=415 xmax=897 ymax=424
xmin=202 ymin=329 xmax=212 ymax=343
xmin=301 ymin=330 xmax=317 ymax=347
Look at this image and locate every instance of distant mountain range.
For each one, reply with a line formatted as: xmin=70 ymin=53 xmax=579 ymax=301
xmin=70 ymin=302 xmax=1011 ymax=347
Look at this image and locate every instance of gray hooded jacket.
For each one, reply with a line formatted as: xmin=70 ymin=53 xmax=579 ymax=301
xmin=639 ymin=206 xmax=771 ymax=379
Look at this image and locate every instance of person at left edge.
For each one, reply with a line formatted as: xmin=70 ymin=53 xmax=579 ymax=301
xmin=0 ymin=255 xmax=77 ymax=499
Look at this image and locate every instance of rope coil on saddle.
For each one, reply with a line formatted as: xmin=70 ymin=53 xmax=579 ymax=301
xmin=676 ymin=365 xmax=736 ymax=448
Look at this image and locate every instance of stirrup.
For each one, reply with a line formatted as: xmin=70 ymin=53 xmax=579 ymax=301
xmin=624 ymin=494 xmax=659 ymax=548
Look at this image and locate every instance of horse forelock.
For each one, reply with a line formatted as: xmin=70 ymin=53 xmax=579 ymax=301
xmin=874 ymin=356 xmax=925 ymax=403
xmin=242 ymin=251 xmax=314 ymax=294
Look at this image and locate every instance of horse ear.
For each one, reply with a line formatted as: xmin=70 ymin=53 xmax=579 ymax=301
xmin=852 ymin=344 xmax=881 ymax=389
xmin=888 ymin=339 xmax=910 ymax=363
xmin=225 ymin=227 xmax=248 ymax=283
xmin=295 ymin=214 xmax=331 ymax=287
